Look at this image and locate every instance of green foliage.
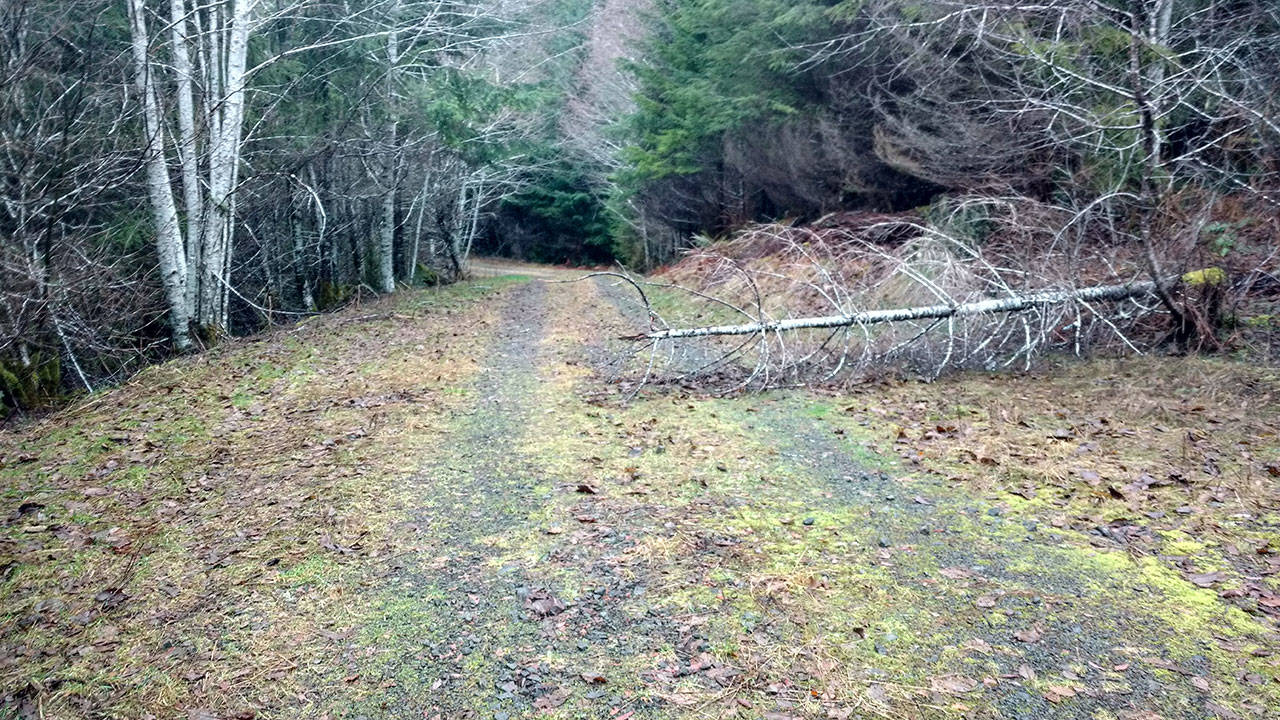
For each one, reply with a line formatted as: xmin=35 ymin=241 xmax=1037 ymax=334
xmin=0 ymin=353 xmax=62 ymax=414
xmin=1241 ymin=314 xmax=1278 ymax=329
xmin=97 ymin=209 xmax=153 ymax=254
xmin=618 ymin=0 xmax=837 ymax=185
xmin=1201 ymin=221 xmax=1249 ymax=257
xmin=924 ymin=198 xmax=994 ymax=245
xmin=413 ymin=263 xmax=442 ymax=287
xmin=315 ymin=282 xmax=354 ymax=311
xmin=501 ymin=152 xmax=613 ymax=264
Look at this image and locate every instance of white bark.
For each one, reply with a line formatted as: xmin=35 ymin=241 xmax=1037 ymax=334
xmin=198 ymin=0 xmax=255 ymax=334
xmin=378 ymin=186 xmax=397 ymax=293
xmin=646 ymin=280 xmax=1161 ymax=341
xmin=408 ymin=164 xmax=432 ymax=282
xmin=462 ymin=178 xmax=483 ymax=265
xmin=127 ymin=0 xmax=192 ymax=351
xmin=377 ymin=5 xmax=401 ymax=294
xmin=170 ymin=0 xmax=203 ymax=317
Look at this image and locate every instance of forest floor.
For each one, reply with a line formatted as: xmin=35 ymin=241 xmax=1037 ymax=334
xmin=2 ymin=262 xmax=1279 ymax=720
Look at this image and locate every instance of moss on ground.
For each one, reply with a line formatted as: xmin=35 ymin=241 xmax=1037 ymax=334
xmin=512 ymin=280 xmax=1280 ymax=718
xmin=0 ymin=279 xmax=518 ymax=719
xmin=2 ymin=269 xmax=1276 ymax=719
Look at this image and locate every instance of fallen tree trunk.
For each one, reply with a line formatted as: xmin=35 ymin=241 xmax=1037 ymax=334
xmin=646 ymin=279 xmax=1161 ymax=341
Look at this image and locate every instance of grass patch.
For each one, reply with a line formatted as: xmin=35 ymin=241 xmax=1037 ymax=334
xmin=0 ymin=279 xmax=519 ymax=718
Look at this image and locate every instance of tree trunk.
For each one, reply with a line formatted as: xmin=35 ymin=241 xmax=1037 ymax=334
xmin=378 ymin=186 xmax=397 ymax=293
xmin=127 ymin=0 xmax=192 ymax=351
xmin=1127 ymin=1 xmax=1185 ymax=336
xmin=376 ymin=7 xmax=400 ymax=294
xmin=170 ymin=0 xmax=203 ymax=319
xmin=198 ymin=0 xmax=254 ymax=336
xmin=462 ymin=179 xmax=483 ymax=265
xmin=644 ymin=279 xmax=1163 ymax=341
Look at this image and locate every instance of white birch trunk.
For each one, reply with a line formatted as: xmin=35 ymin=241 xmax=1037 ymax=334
xmin=170 ymin=0 xmax=203 ymax=318
xmin=127 ymin=0 xmax=192 ymax=351
xmin=378 ymin=187 xmax=397 ymax=293
xmin=409 ymin=166 xmax=432 ymax=282
xmin=645 ymin=280 xmax=1161 ymax=341
xmin=376 ymin=9 xmax=400 ymax=294
xmin=199 ymin=0 xmax=254 ymax=334
xmin=461 ymin=178 xmax=483 ymax=266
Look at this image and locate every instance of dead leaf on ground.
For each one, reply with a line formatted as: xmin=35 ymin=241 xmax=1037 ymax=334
xmin=1043 ymin=684 xmax=1077 ymax=703
xmin=1187 ymin=571 xmax=1228 ymax=588
xmin=533 ymin=688 xmax=569 ymax=710
xmin=524 ymin=589 xmax=566 ymax=617
xmin=94 ymin=588 xmax=128 ymax=611
xmin=974 ymin=593 xmax=1000 ymax=608
xmin=1014 ymin=625 xmax=1043 ymax=643
xmin=930 ymin=674 xmax=979 ymax=694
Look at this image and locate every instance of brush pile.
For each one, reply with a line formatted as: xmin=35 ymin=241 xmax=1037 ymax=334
xmin=628 ymin=194 xmax=1278 ymax=390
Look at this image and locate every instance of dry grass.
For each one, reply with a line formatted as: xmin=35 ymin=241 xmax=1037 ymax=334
xmin=857 ymin=356 xmax=1280 ymax=521
xmin=0 ymin=280 xmax=515 ymax=718
xmin=645 ymin=200 xmax=1280 ymax=388
xmin=3 ymin=266 xmax=1277 ymax=720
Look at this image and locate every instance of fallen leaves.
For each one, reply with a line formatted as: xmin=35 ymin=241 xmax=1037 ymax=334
xmin=524 ymin=589 xmax=566 ymax=618
xmin=1013 ymin=625 xmax=1043 ymax=643
xmin=974 ymin=592 xmax=1001 ymax=608
xmin=1187 ymin=571 xmax=1228 ymax=588
xmin=930 ymin=674 xmax=979 ymax=694
xmin=94 ymin=588 xmax=128 ymax=611
xmin=1043 ymin=684 xmax=1077 ymax=703
xmin=533 ymin=688 xmax=569 ymax=709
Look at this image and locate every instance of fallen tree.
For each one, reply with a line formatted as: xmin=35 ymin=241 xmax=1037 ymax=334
xmin=590 ymin=207 xmax=1237 ymax=392
xmin=645 ymin=278 xmax=1163 ymax=341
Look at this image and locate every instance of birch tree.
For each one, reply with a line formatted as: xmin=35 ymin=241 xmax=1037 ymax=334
xmin=2 ymin=0 xmax=161 ymax=404
xmin=124 ymin=0 xmax=261 ymax=343
xmin=377 ymin=1 xmax=403 ymax=294
xmin=194 ymin=0 xmax=256 ymax=334
xmin=127 ymin=0 xmax=192 ymax=349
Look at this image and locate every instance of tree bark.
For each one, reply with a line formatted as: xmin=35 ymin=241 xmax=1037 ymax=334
xmin=127 ymin=0 xmax=192 ymax=351
xmin=377 ymin=5 xmax=400 ymax=294
xmin=378 ymin=185 xmax=397 ymax=293
xmin=1127 ymin=0 xmax=1186 ymax=335
xmin=198 ymin=0 xmax=254 ymax=336
xmin=170 ymin=0 xmax=203 ymax=319
xmin=645 ymin=280 xmax=1162 ymax=341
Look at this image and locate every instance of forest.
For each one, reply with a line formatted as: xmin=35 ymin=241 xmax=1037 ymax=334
xmin=3 ymin=0 xmax=1277 ymax=410
xmin=2 ymin=2 xmax=1280 ymax=719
